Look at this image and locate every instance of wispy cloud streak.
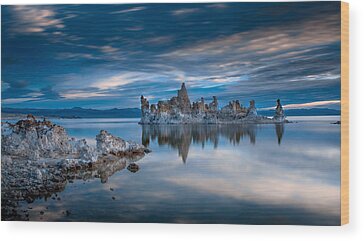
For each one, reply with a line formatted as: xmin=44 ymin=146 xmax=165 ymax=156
xmin=259 ymin=100 xmax=341 ymax=110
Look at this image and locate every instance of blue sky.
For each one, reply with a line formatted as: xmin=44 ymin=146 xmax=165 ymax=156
xmin=1 ymin=2 xmax=341 ymax=110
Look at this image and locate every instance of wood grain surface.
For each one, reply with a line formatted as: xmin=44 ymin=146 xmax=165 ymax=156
xmin=341 ymin=1 xmax=349 ymax=226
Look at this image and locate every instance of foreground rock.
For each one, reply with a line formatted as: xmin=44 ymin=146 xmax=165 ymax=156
xmin=1 ymin=115 xmax=149 ymax=162
xmin=1 ymin=116 xmax=150 ymax=220
xmin=1 ymin=115 xmax=72 ymax=160
xmin=140 ymin=83 xmax=288 ymax=124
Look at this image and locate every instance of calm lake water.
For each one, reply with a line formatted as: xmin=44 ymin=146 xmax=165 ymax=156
xmin=17 ymin=116 xmax=341 ymax=225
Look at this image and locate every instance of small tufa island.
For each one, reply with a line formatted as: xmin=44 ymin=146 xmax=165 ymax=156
xmin=140 ymin=83 xmax=286 ymax=125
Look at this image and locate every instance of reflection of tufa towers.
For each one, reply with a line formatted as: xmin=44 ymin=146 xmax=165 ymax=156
xmin=275 ymin=124 xmax=284 ymax=145
xmin=142 ymin=125 xmax=270 ymax=163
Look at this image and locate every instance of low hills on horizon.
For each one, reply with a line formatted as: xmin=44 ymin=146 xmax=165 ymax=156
xmin=1 ymin=107 xmax=141 ymax=119
xmin=1 ymin=106 xmax=341 ymax=119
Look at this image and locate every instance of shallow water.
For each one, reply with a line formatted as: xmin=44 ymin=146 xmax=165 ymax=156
xmin=14 ymin=116 xmax=341 ymax=225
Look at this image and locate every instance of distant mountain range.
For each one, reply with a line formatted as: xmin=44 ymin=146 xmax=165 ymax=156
xmin=1 ymin=107 xmax=141 ymax=118
xmin=1 ymin=107 xmax=340 ymax=119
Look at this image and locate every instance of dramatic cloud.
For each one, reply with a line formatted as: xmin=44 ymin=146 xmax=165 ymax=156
xmin=260 ymin=100 xmax=341 ymax=110
xmin=9 ymin=5 xmax=64 ymax=33
xmin=1 ymin=2 xmax=341 ymax=109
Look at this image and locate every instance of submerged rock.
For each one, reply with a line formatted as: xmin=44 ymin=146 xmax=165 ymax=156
xmin=127 ymin=163 xmax=140 ymax=173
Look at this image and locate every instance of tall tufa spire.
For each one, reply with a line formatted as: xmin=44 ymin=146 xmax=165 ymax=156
xmin=177 ymin=82 xmax=191 ymax=113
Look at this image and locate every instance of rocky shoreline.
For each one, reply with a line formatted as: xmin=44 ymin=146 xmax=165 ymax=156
xmin=1 ymin=115 xmax=150 ymax=221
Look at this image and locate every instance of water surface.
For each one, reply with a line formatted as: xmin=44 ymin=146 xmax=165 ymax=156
xmin=16 ymin=116 xmax=341 ymax=225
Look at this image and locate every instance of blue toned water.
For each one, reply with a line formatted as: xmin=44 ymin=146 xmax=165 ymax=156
xmin=18 ymin=116 xmax=341 ymax=225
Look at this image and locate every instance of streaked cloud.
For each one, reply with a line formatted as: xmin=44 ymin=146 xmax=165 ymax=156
xmin=2 ymin=97 xmax=40 ymax=104
xmin=92 ymin=77 xmax=133 ymax=90
xmin=57 ymin=52 xmax=100 ymax=60
xmin=283 ymin=100 xmax=341 ymax=110
xmin=144 ymin=36 xmax=174 ymax=45
xmin=99 ymin=45 xmax=119 ymax=53
xmin=206 ymin=3 xmax=228 ymax=9
xmin=10 ymin=5 xmax=64 ymax=33
xmin=1 ymin=2 xmax=341 ymax=109
xmin=60 ymin=90 xmax=115 ymax=99
xmin=171 ymin=8 xmax=200 ymax=16
xmin=125 ymin=26 xmax=144 ymax=31
xmin=111 ymin=6 xmax=146 ymax=14
xmin=161 ymin=16 xmax=339 ymax=58
xmin=259 ymin=100 xmax=341 ymax=110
